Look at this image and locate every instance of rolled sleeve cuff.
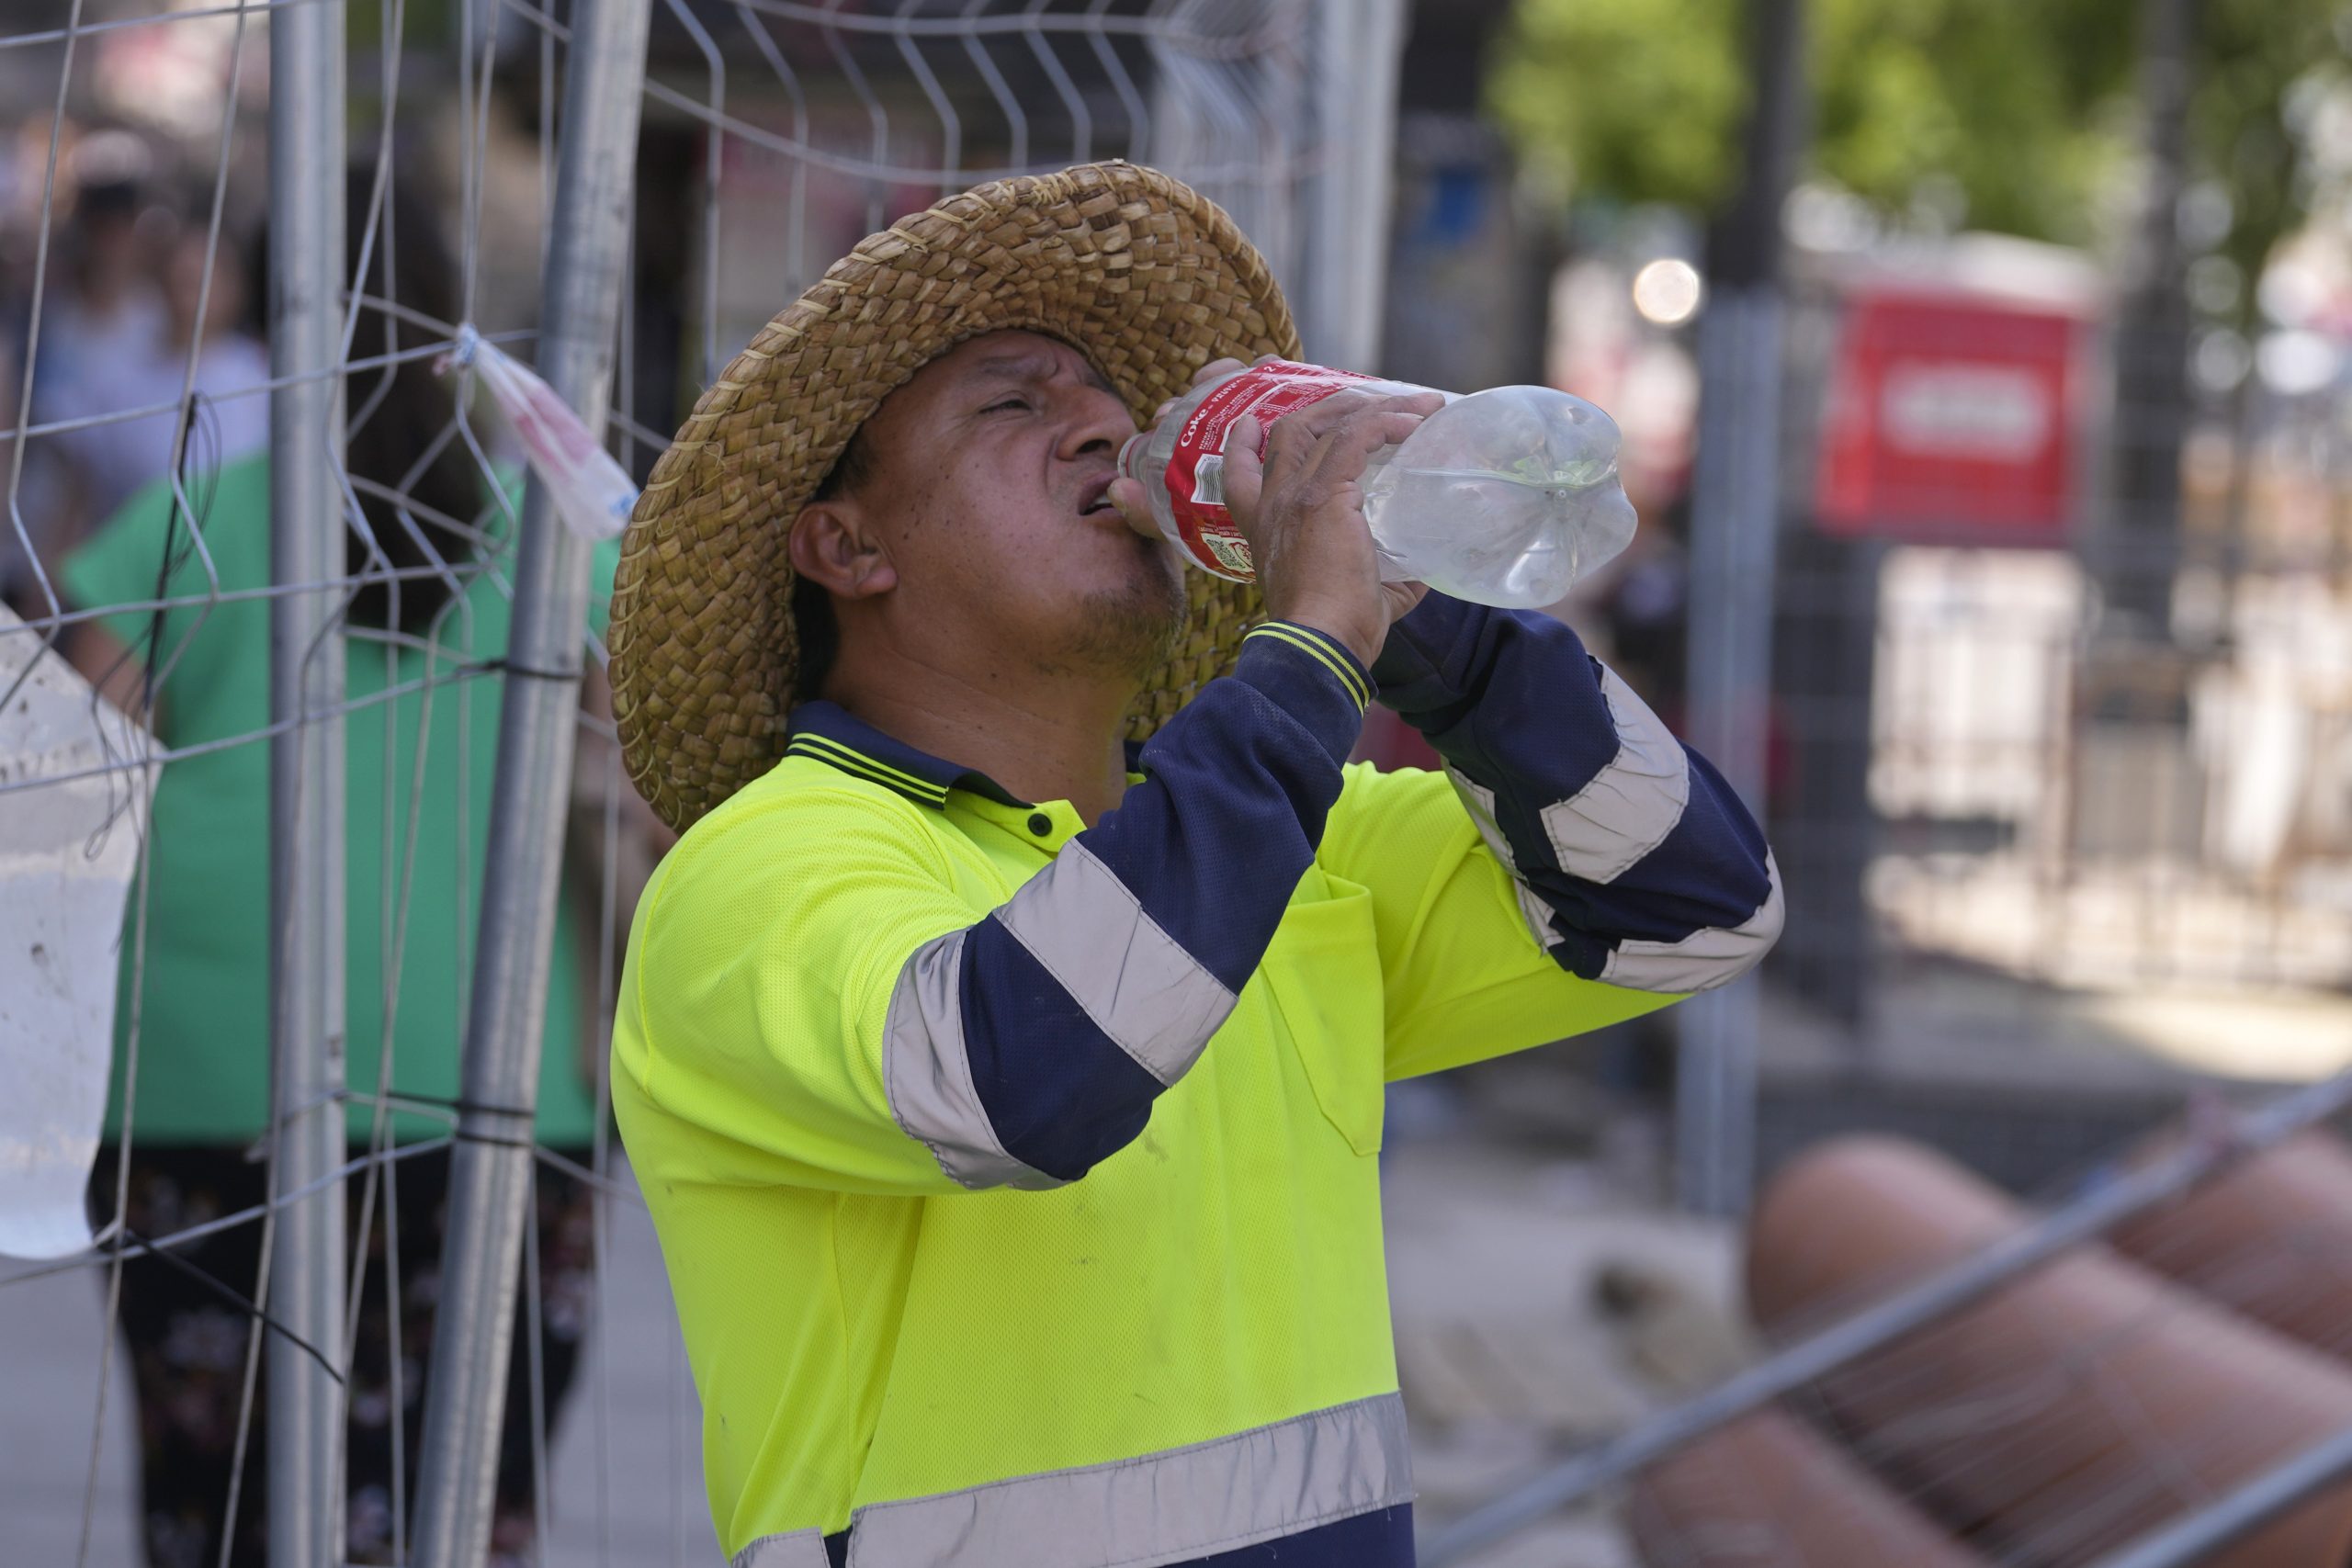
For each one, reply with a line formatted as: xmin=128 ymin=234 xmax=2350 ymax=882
xmin=1368 ymin=592 xmax=1495 ymax=724
xmin=1233 ymin=621 xmax=1369 ymax=767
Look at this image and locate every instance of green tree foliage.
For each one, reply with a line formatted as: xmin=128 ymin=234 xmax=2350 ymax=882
xmin=1805 ymin=0 xmax=2135 ymax=242
xmin=1489 ymin=0 xmax=2342 ymax=290
xmin=1488 ymin=0 xmax=1752 ymax=215
xmin=347 ymin=0 xmax=463 ymax=60
xmin=2193 ymin=0 xmax=2347 ymax=321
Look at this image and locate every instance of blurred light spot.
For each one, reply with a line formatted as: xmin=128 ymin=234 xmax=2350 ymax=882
xmin=2258 ymin=257 xmax=2329 ymax=330
xmin=2186 ymin=254 xmax=2242 ymax=318
xmin=2177 ymin=180 xmax=2233 ymax=252
xmin=2192 ymin=329 xmax=2252 ymax=394
xmin=1784 ymin=182 xmax=1878 ymax=253
xmin=1631 ymin=258 xmax=1703 ymax=327
xmin=2257 ymin=329 xmax=2340 ymax=396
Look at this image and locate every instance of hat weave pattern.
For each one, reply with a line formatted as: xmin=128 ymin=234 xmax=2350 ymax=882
xmin=609 ymin=162 xmax=1299 ymax=832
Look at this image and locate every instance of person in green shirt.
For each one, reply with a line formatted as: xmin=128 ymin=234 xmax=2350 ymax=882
xmin=60 ymin=172 xmax=619 ymax=1568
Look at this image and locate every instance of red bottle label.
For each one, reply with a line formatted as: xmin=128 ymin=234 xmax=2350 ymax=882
xmin=1160 ymin=361 xmax=1377 ymax=581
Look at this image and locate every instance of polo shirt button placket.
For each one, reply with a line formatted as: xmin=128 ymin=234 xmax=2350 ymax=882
xmin=1026 ymin=812 xmax=1053 ymax=839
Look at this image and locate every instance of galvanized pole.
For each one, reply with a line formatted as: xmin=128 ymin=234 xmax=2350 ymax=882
xmin=408 ymin=0 xmax=652 ymax=1561
xmin=1675 ymin=0 xmax=1804 ymax=1218
xmin=1671 ymin=279 xmax=1780 ymax=1216
xmin=2101 ymin=0 xmax=2195 ymax=633
xmin=266 ymin=0 xmax=348 ymax=1558
xmin=1304 ymin=0 xmax=1406 ymax=369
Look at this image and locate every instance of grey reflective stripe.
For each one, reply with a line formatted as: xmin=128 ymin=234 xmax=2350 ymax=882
xmin=732 ymin=1528 xmax=831 ymax=1568
xmin=1446 ymin=766 xmax=1558 ymax=952
xmin=883 ymin=929 xmax=1065 ymax=1191
xmin=1601 ymin=852 xmax=1786 ymax=994
xmin=991 ymin=839 xmax=1238 ymax=1086
xmin=845 ymin=1392 xmax=1412 ymax=1568
xmin=1539 ymin=665 xmax=1690 ymax=885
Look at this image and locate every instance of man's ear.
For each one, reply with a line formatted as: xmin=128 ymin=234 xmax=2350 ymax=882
xmin=788 ymin=497 xmax=897 ymax=601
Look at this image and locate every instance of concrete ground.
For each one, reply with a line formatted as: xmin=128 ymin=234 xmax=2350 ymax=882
xmin=4 ymin=1190 xmax=707 ymax=1568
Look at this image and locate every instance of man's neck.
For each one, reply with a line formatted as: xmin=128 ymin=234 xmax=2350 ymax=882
xmin=824 ymin=649 xmax=1136 ymax=826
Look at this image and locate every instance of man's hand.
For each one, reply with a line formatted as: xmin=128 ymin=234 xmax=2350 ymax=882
xmin=1108 ymin=357 xmax=1260 ymax=540
xmin=1108 ymin=356 xmax=1437 ymax=669
xmin=1221 ymin=389 xmax=1438 ymax=669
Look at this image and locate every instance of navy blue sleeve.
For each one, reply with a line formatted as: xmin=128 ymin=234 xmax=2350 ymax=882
xmin=940 ymin=622 xmax=1368 ymax=1184
xmin=1369 ymin=592 xmax=1781 ymax=994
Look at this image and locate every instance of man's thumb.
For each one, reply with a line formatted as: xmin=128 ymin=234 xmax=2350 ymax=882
xmin=1221 ymin=414 xmax=1264 ymax=522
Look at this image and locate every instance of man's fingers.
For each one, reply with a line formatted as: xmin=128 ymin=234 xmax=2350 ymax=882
xmin=1298 ymin=404 xmax=1433 ymax=491
xmin=1248 ymin=389 xmax=1439 ymax=502
xmin=1270 ymin=388 xmax=1440 ymax=452
xmin=1190 ymin=356 xmax=1247 ymax=390
xmin=1106 ymin=476 xmax=1162 ymax=541
xmin=1220 ymin=413 xmax=1266 ymax=523
xmin=1256 ymin=389 xmax=1384 ymax=482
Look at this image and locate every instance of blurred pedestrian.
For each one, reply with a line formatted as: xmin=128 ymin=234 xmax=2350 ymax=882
xmin=39 ymin=195 xmax=270 ymax=553
xmin=33 ymin=130 xmax=165 ymax=397
xmin=62 ymin=169 xmax=615 ymax=1568
xmin=3 ymin=128 xmax=172 ymax=609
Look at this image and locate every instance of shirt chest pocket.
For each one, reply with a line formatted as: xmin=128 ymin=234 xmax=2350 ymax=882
xmin=1260 ymin=883 xmax=1385 ymax=1157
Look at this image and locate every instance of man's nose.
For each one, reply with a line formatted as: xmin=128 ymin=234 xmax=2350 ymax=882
xmin=1058 ymin=388 xmax=1136 ymax=462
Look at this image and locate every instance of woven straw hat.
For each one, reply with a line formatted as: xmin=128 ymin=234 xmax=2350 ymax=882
xmin=609 ymin=161 xmax=1297 ymax=832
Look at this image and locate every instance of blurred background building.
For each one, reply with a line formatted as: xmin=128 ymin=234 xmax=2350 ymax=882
xmin=1381 ymin=0 xmax=2352 ymax=1196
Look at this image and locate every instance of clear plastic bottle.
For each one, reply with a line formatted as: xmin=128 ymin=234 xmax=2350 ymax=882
xmin=1117 ymin=360 xmax=1638 ymax=610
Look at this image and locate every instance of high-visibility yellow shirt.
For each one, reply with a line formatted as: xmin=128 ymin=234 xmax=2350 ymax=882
xmin=614 ymin=607 xmax=1781 ymax=1568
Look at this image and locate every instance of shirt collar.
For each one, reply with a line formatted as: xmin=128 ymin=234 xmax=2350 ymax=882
xmin=785 ymin=701 xmax=1032 ymax=812
xmin=785 ymin=701 xmax=1149 ymax=814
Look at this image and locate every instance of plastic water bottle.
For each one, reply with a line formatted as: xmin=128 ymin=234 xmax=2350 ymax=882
xmin=1117 ymin=360 xmax=1638 ymax=610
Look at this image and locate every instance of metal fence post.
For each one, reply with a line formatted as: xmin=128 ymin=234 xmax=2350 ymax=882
xmin=266 ymin=0 xmax=347 ymax=1558
xmin=1302 ymin=0 xmax=1406 ymax=369
xmin=408 ymin=0 xmax=653 ymax=1561
xmin=1674 ymin=285 xmax=1780 ymax=1217
xmin=1675 ymin=0 xmax=1804 ymax=1219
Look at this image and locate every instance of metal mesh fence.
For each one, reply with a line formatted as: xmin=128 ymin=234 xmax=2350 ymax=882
xmin=1759 ymin=247 xmax=2352 ymax=1045
xmin=1413 ymin=77 xmax=2352 ymax=1560
xmin=1424 ymin=1069 xmax=2352 ymax=1568
xmin=0 ymin=4 xmax=1396 ymax=1563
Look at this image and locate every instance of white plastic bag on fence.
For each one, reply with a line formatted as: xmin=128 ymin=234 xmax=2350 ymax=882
xmin=0 ymin=607 xmax=157 ymax=1260
xmin=446 ymin=325 xmax=639 ymax=541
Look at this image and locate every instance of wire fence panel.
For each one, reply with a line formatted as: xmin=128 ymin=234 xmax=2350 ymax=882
xmin=0 ymin=4 xmax=1399 ymax=1565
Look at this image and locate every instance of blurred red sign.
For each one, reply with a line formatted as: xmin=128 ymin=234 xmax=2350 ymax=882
xmin=1816 ymin=290 xmax=2082 ymax=545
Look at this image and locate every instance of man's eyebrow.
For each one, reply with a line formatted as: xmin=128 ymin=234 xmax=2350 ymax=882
xmin=967 ymin=351 xmax=1116 ymax=395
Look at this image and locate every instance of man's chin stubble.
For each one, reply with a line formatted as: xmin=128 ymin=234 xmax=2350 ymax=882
xmin=1057 ymin=557 xmax=1190 ymax=683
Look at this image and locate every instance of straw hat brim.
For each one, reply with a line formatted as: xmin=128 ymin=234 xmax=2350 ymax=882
xmin=608 ymin=162 xmax=1298 ymax=833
